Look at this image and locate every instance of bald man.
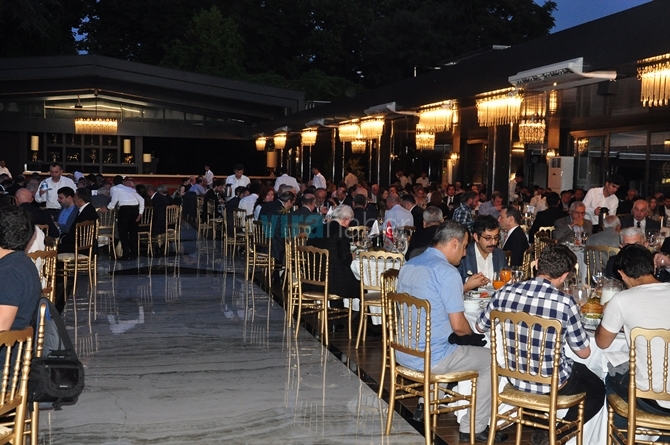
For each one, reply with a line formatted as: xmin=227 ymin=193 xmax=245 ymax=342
xmin=14 ymin=188 xmax=59 ymax=238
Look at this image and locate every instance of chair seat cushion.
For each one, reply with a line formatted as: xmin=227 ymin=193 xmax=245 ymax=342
xmin=397 ymin=364 xmax=478 ymax=383
xmin=608 ymin=394 xmax=670 ymax=429
xmin=0 ymin=425 xmax=12 ymax=441
xmin=500 ymin=384 xmax=585 ymax=409
xmin=57 ymin=253 xmax=90 ymax=261
xmin=362 ymin=290 xmax=381 ymax=305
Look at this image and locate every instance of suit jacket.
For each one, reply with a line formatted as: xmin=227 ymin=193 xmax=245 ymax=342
xmin=19 ymin=202 xmax=59 ymax=238
xmin=502 ymin=226 xmax=529 ymax=267
xmin=553 ymin=216 xmax=593 ymax=243
xmin=585 ymin=228 xmax=620 ymax=248
xmin=151 ymin=192 xmax=170 ymax=235
xmin=619 ymin=215 xmax=661 ymax=233
xmin=259 ymin=199 xmax=287 ymax=261
xmin=528 ymin=206 xmax=565 ymax=239
xmin=406 ymin=225 xmax=438 ymax=259
xmin=290 ymin=206 xmax=322 ymax=230
xmin=59 ymin=204 xmax=98 ymax=253
xmin=457 ymin=242 xmax=507 ymax=284
xmin=352 ymin=204 xmax=379 ymax=228
xmin=410 ymin=205 xmax=424 ymax=231
xmin=617 ymin=200 xmax=634 ymax=216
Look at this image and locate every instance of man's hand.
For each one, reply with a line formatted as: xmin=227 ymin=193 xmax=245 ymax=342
xmin=594 ymin=207 xmax=601 ymax=216
xmin=39 ymin=188 xmax=46 ymax=196
xmin=654 ymin=253 xmax=670 ymax=269
xmin=135 ymin=215 xmax=142 ymax=222
xmin=463 ymin=272 xmax=489 ymax=292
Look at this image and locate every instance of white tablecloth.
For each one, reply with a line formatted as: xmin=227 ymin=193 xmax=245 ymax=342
xmin=349 ymin=257 xmax=402 ymax=325
xmin=459 ymin=309 xmax=628 ymax=445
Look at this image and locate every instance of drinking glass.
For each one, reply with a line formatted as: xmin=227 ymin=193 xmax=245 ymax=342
xmin=492 ymin=272 xmax=506 ymax=290
xmin=570 ymin=284 xmax=590 ymax=307
xmin=499 ymin=267 xmax=512 ymax=283
xmin=510 ymin=267 xmax=525 ymax=284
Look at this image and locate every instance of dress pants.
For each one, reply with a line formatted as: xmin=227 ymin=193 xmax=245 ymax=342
xmin=117 ymin=205 xmax=139 ymax=258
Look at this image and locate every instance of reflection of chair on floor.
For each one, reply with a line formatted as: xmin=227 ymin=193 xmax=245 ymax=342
xmin=97 ymin=208 xmax=117 ymax=259
xmin=607 ymin=327 xmax=670 ymax=445
xmin=378 ymin=269 xmax=399 ymax=398
xmin=487 ymin=310 xmax=586 ymax=445
xmin=58 ymin=220 xmax=97 ymax=299
xmin=0 ymin=327 xmax=34 ymax=445
xmin=385 ymin=292 xmax=478 ymax=445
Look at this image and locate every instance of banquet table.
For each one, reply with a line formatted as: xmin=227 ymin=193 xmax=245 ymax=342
xmin=456 ymin=308 xmax=628 ymax=445
xmin=349 ymin=255 xmax=402 ymax=325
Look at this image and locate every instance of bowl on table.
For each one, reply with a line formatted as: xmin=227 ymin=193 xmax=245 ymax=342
xmin=464 ymin=299 xmax=483 ymax=312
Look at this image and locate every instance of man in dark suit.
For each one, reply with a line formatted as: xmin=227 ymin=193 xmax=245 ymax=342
xmin=225 ymin=186 xmax=248 ymax=237
xmin=617 ymin=189 xmax=638 ymax=215
xmin=400 ymin=194 xmax=423 ymax=232
xmin=258 ymin=190 xmax=296 ymax=264
xmin=443 ymin=184 xmax=461 ymax=219
xmin=290 ymin=193 xmax=321 ymax=232
xmin=14 ymin=188 xmax=59 ymax=238
xmin=553 ymin=201 xmax=593 ymax=243
xmin=58 ymin=188 xmax=98 ymax=254
xmin=201 ymin=180 xmax=224 ymax=222
xmin=147 ymin=184 xmax=170 ymax=237
xmin=351 ymin=194 xmax=379 ymax=228
xmin=528 ymin=192 xmax=565 ymax=239
xmin=619 ymin=198 xmax=661 ymax=234
xmin=499 ymin=205 xmax=529 ymax=267
xmin=406 ymin=207 xmax=442 ymax=259
xmin=457 ymin=215 xmax=507 ymax=292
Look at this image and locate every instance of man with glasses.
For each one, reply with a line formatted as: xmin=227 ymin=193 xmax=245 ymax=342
xmin=458 ymin=215 xmax=507 ymax=292
xmin=553 ymin=201 xmax=593 ymax=243
xmin=583 ymin=175 xmax=623 ymax=231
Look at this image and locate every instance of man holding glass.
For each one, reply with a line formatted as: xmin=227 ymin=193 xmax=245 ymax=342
xmin=553 ymin=201 xmax=593 ymax=243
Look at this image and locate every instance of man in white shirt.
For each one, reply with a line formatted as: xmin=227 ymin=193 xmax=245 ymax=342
xmin=104 ymin=176 xmax=145 ymax=260
xmin=239 ymin=182 xmax=261 ymax=217
xmin=273 ymin=167 xmax=299 ymax=194
xmin=508 ymin=172 xmax=523 ymax=203
xmin=224 ymin=164 xmax=250 ymax=201
xmin=582 ymin=175 xmax=623 ymax=230
xmin=204 ymin=165 xmax=214 ymax=188
xmin=344 ymin=170 xmax=358 ymax=189
xmin=311 ymin=165 xmax=327 ymax=190
xmin=382 ymin=193 xmax=413 ymax=230
xmin=415 ymin=172 xmax=430 ymax=187
xmin=34 ymin=162 xmax=77 ymax=219
xmin=0 ymin=160 xmax=11 ymax=179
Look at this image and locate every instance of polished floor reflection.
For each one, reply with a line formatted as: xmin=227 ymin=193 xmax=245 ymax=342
xmin=39 ymin=232 xmax=423 ymax=444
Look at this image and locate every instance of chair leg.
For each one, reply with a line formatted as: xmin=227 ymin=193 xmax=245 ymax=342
xmin=385 ymin=367 xmax=396 ymax=435
xmin=72 ymin=262 xmax=78 ymax=298
xmin=378 ymin=330 xmax=388 ymax=398
xmin=30 ymin=402 xmax=39 ymax=445
xmin=294 ymin=296 xmax=303 ymax=339
xmin=355 ymin=299 xmax=366 ymax=349
xmin=322 ymin=300 xmax=329 ymax=346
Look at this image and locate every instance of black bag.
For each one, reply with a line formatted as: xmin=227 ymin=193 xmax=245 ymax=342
xmin=29 ymin=298 xmax=85 ymax=410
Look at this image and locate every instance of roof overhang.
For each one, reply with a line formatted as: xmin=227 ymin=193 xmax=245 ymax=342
xmin=508 ymin=57 xmax=617 ymax=91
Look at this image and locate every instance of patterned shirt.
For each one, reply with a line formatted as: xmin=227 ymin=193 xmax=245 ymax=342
xmin=452 ymin=202 xmax=473 ymax=230
xmin=475 ymin=277 xmax=589 ymax=394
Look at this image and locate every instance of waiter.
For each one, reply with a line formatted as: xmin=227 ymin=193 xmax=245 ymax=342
xmin=103 ymin=175 xmax=144 ymax=260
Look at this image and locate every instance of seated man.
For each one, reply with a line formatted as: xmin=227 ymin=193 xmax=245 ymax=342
xmin=528 ymin=192 xmax=564 ymax=240
xmin=596 ymin=245 xmax=670 ymax=432
xmin=499 ymin=205 xmax=529 ymax=267
xmin=477 ymin=244 xmax=605 ymax=445
xmin=478 ymin=191 xmax=504 ymax=219
xmin=604 ymin=227 xmax=647 ymax=279
xmin=619 ymin=197 xmax=661 ymax=233
xmin=14 ymin=187 xmax=59 ymax=238
xmin=382 ymin=193 xmax=413 ymax=230
xmin=585 ymin=215 xmax=621 ymax=248
xmin=351 ymin=194 xmax=379 ymax=228
xmin=458 ymin=215 xmax=506 ymax=292
xmin=406 ymin=206 xmax=442 ymax=259
xmin=56 ymin=186 xmax=78 ymax=236
xmin=397 ymin=220 xmax=507 ymax=443
xmin=400 ymin=194 xmax=423 ymax=232
xmin=553 ymin=201 xmax=593 ymax=243
xmin=58 ymin=188 xmax=98 ymax=254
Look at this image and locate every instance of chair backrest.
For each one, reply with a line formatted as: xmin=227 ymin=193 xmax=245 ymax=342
xmin=97 ymin=208 xmax=116 ymax=231
xmin=0 ymin=326 xmax=34 ymax=441
xmin=535 ymin=226 xmax=555 ymax=239
xmin=504 ymin=250 xmax=512 ymax=266
xmin=206 ymin=201 xmax=216 ymax=220
xmin=521 ymin=246 xmax=535 ymax=279
xmin=296 ymin=245 xmax=329 ymax=294
xmin=347 ymin=225 xmax=370 ymax=242
xmin=36 ymin=224 xmax=49 ymax=236
xmin=358 ymin=251 xmax=404 ymax=292
xmin=489 ymin=310 xmax=563 ymax=405
xmin=75 ymin=220 xmax=96 ymax=253
xmin=165 ymin=205 xmax=180 ymax=229
xmin=387 ymin=292 xmax=431 ymax=372
xmin=27 ymin=249 xmax=58 ymax=303
xmin=535 ymin=236 xmax=557 ymax=259
xmin=380 ymin=269 xmax=400 ymax=329
xmin=629 ymin=327 xmax=670 ymax=408
xmin=233 ymin=209 xmax=247 ymax=231
xmin=584 ymin=246 xmax=619 ymax=284
xmin=138 ymin=207 xmax=153 ymax=228
xmin=44 ymin=236 xmax=59 ymax=251
xmin=252 ymin=220 xmax=272 ymax=250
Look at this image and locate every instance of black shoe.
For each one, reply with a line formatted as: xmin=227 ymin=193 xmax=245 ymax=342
xmin=412 ymin=403 xmax=424 ymax=422
xmin=531 ymin=430 xmax=549 ymax=445
xmin=459 ymin=426 xmax=508 ymax=443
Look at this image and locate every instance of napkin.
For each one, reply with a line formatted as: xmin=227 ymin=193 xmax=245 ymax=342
xmin=369 ymin=220 xmax=380 ymax=237
xmin=604 ymin=351 xmax=629 ymax=368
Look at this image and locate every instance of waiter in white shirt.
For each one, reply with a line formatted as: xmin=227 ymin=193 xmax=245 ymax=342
xmin=273 ymin=167 xmax=299 ymax=193
xmin=104 ymin=175 xmax=145 ymax=260
xmin=224 ymin=163 xmax=250 ymax=201
xmin=34 ymin=162 xmax=77 ymax=220
xmin=311 ymin=165 xmax=327 ymax=190
xmin=582 ymin=174 xmax=623 ymax=231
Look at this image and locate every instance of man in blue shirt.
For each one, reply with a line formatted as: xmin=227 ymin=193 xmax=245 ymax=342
xmin=397 ymin=220 xmax=507 ymax=443
xmin=56 ymin=186 xmax=77 ymax=235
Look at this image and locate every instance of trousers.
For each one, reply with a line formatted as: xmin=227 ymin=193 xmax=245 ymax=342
xmin=117 ymin=205 xmax=139 ymax=258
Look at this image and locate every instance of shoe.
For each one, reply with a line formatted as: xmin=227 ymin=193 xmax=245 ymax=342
xmin=531 ymin=430 xmax=549 ymax=445
xmin=458 ymin=426 xmax=508 ymax=443
xmin=412 ymin=403 xmax=424 ymax=422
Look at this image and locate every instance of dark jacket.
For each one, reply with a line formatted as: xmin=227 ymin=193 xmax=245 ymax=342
xmin=352 ymin=204 xmax=379 ymax=228
xmin=619 ymin=215 xmax=661 ymax=233
xmin=19 ymin=202 xmax=59 ymax=238
xmin=457 ymin=242 xmax=507 ymax=284
xmin=410 ymin=205 xmax=424 ymax=231
xmin=502 ymin=226 xmax=529 ymax=267
xmin=528 ymin=206 xmax=566 ymax=239
xmin=59 ymin=204 xmax=98 ymax=253
xmin=151 ymin=192 xmax=170 ymax=235
xmin=406 ymin=225 xmax=438 ymax=259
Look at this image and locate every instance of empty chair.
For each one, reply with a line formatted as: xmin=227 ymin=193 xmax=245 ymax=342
xmin=57 ymin=220 xmax=96 ymax=299
xmin=157 ymin=205 xmax=181 ymax=256
xmin=137 ymin=207 xmax=154 ymax=257
xmin=378 ymin=268 xmax=399 ymax=398
xmin=97 ymin=207 xmax=117 ymax=259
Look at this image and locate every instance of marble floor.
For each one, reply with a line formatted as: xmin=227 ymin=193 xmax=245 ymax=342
xmin=38 ymin=231 xmax=425 ymax=445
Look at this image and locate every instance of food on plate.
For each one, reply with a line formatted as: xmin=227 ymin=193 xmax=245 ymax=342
xmin=580 ymin=297 xmax=603 ymax=319
xmin=479 ymin=292 xmax=490 ymax=298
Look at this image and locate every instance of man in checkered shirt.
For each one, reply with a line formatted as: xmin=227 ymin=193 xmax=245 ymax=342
xmin=476 ymin=244 xmax=605 ymax=445
xmin=452 ymin=190 xmax=479 ymax=230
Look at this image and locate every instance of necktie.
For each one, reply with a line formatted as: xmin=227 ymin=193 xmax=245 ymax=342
xmin=637 ymin=221 xmax=641 ymax=228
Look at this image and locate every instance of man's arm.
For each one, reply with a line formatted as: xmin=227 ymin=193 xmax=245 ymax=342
xmin=0 ymin=305 xmax=18 ymax=331
xmin=573 ymin=345 xmax=591 ymax=359
xmin=595 ymin=325 xmax=618 ymax=349
xmin=448 ymin=312 xmax=473 ymax=336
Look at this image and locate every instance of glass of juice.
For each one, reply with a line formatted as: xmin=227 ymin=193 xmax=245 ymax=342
xmin=499 ymin=267 xmax=512 ymax=283
xmin=492 ymin=272 xmax=506 ymax=290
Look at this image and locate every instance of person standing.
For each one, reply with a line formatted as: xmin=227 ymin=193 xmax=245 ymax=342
xmin=34 ymin=162 xmax=77 ymax=220
xmin=582 ymin=175 xmax=623 ymax=231
xmin=311 ymin=165 xmax=327 ymax=190
xmin=0 ymin=160 xmax=11 ymax=180
xmin=273 ymin=167 xmax=299 ymax=194
xmin=508 ymin=172 xmax=523 ymax=203
xmin=204 ymin=165 xmax=214 ymax=189
xmin=105 ymin=175 xmax=144 ymax=260
xmin=224 ymin=164 xmax=250 ymax=201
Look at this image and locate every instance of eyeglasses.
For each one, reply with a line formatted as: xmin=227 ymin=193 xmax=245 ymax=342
xmin=572 ymin=211 xmax=586 ymax=215
xmin=480 ymin=235 xmax=501 ymax=242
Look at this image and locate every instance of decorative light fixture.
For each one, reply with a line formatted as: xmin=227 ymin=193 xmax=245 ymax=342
xmin=418 ymin=101 xmax=454 ymax=132
xmin=351 ymin=138 xmax=366 ymax=154
xmin=255 ymin=137 xmax=267 ymax=151
xmin=359 ymin=117 xmax=384 ymax=139
xmin=338 ymin=121 xmax=360 ymax=142
xmin=476 ymin=88 xmax=522 ymax=127
xmin=273 ymin=132 xmax=287 ymax=150
xmin=74 ymin=90 xmax=118 ymax=135
xmin=30 ymin=136 xmax=39 ymax=161
xmin=548 ymin=90 xmax=559 ymax=114
xmin=266 ymin=151 xmax=278 ymax=169
xmin=546 ymin=148 xmax=558 ymax=158
xmin=415 ymin=124 xmax=435 ymax=150
xmin=142 ymin=153 xmax=152 ymax=163
xmin=638 ymin=53 xmax=670 ymax=107
xmin=512 ymin=142 xmax=525 ymax=153
xmin=123 ymin=139 xmax=131 ymax=154
xmin=301 ymin=128 xmax=318 ymax=146
xmin=450 ymin=152 xmax=459 ymax=161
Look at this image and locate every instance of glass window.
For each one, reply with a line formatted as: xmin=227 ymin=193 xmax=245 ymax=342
xmin=574 ymin=136 xmax=605 ymax=190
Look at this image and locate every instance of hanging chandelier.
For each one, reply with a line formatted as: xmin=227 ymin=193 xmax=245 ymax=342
xmin=301 ymin=128 xmax=318 ymax=146
xmin=273 ymin=132 xmax=287 ymax=150
xmin=74 ymin=118 xmax=118 ymax=135
xmin=518 ymin=120 xmax=546 ymax=144
xmin=518 ymin=92 xmax=547 ymax=144
xmin=351 ymin=139 xmax=366 ymax=153
xmin=359 ymin=117 xmax=384 ymax=139
xmin=476 ymin=88 xmax=522 ymax=127
xmin=415 ymin=124 xmax=435 ymax=150
xmin=255 ymin=137 xmax=267 ymax=151
xmin=638 ymin=53 xmax=670 ymax=107
xmin=338 ymin=121 xmax=360 ymax=142
xmin=418 ymin=101 xmax=454 ymax=133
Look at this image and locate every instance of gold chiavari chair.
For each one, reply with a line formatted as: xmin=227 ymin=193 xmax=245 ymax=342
xmin=285 ymin=230 xmax=308 ymax=326
xmin=505 ymin=250 xmax=512 ymax=267
xmin=26 ymin=300 xmax=50 ymax=445
xmin=607 ymin=327 xmax=670 ymax=445
xmin=228 ymin=209 xmax=248 ymax=263
xmin=346 ymin=225 xmax=370 ymax=243
xmin=534 ymin=226 xmax=555 ymax=259
xmin=378 ymin=268 xmax=399 ymax=398
xmin=202 ymin=200 xmax=225 ymax=240
xmin=249 ymin=220 xmax=274 ymax=290
xmin=356 ymin=251 xmax=404 ymax=349
xmin=27 ymin=249 xmax=58 ymax=303
xmin=58 ymin=220 xmax=96 ymax=299
xmin=0 ymin=327 xmax=34 ymax=445
xmin=137 ymin=206 xmax=154 ymax=257
xmin=487 ymin=310 xmax=586 ymax=445
xmin=584 ymin=246 xmax=619 ymax=285
xmin=535 ymin=236 xmax=557 ymax=260
xmin=194 ymin=196 xmax=205 ymax=236
xmin=294 ymin=245 xmax=352 ymax=346
xmin=36 ymin=224 xmax=49 ymax=237
xmin=521 ymin=246 xmax=535 ymax=279
xmin=44 ymin=236 xmax=58 ymax=252
xmin=97 ymin=207 xmax=117 ymax=259
xmin=158 ymin=205 xmax=181 ymax=256
xmin=385 ymin=292 xmax=478 ymax=445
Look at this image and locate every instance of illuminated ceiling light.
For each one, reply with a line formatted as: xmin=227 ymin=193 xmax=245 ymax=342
xmin=255 ymin=137 xmax=267 ymax=151
xmin=546 ymin=148 xmax=558 ymax=158
xmin=512 ymin=142 xmax=525 ymax=153
xmin=74 ymin=118 xmax=118 ymax=135
xmin=351 ymin=139 xmax=366 ymax=153
xmin=476 ymin=88 xmax=521 ymax=127
xmin=518 ymin=92 xmax=547 ymax=144
xmin=418 ymin=101 xmax=454 ymax=132
xmin=338 ymin=121 xmax=360 ymax=142
xmin=638 ymin=53 xmax=670 ymax=107
xmin=415 ymin=124 xmax=435 ymax=150
xmin=359 ymin=117 xmax=385 ymax=139
xmin=518 ymin=120 xmax=546 ymax=145
xmin=301 ymin=128 xmax=318 ymax=146
xmin=273 ymin=132 xmax=287 ymax=150
xmin=548 ymin=90 xmax=558 ymax=114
